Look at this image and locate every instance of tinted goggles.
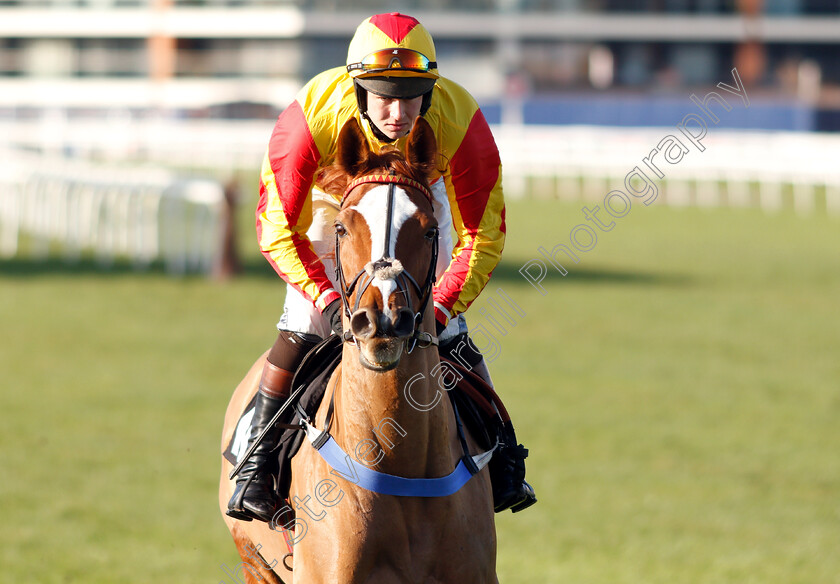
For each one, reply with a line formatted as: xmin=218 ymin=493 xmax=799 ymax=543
xmin=347 ymin=48 xmax=437 ymax=74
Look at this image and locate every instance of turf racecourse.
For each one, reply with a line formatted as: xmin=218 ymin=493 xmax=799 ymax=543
xmin=1 ymin=198 xmax=837 ymax=583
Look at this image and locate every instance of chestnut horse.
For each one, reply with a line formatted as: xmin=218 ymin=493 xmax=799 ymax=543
xmin=219 ymin=117 xmax=497 ymax=583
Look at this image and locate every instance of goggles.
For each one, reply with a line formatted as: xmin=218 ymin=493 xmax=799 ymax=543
xmin=347 ymin=48 xmax=437 ymax=75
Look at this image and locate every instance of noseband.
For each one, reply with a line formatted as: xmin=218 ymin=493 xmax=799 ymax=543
xmin=334 ymin=173 xmax=439 ymax=352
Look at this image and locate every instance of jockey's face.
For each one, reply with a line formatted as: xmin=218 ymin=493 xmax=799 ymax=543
xmin=366 ymin=93 xmax=423 ymax=140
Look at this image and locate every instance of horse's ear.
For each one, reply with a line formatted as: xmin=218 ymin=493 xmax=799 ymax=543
xmin=406 ymin=117 xmax=438 ymax=175
xmin=336 ymin=117 xmax=371 ymax=176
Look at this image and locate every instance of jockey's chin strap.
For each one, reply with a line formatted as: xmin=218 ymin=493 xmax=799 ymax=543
xmin=335 ymin=174 xmax=439 ymax=354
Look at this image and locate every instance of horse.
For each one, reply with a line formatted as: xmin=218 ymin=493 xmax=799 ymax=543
xmin=219 ymin=116 xmax=497 ymax=583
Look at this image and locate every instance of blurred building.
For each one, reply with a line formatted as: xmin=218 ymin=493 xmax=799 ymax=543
xmin=0 ymin=0 xmax=838 ymax=130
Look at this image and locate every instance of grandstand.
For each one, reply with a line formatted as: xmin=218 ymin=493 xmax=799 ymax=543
xmin=1 ymin=0 xmax=838 ymax=126
xmin=1 ymin=1 xmax=837 ymax=272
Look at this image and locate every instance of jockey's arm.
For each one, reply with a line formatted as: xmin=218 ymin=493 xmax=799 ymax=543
xmin=256 ymin=100 xmax=340 ymax=313
xmin=433 ymin=108 xmax=506 ymax=330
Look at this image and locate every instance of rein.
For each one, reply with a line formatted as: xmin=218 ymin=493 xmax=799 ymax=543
xmin=335 ymin=173 xmax=439 ymax=353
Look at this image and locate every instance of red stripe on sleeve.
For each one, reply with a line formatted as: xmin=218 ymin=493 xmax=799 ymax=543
xmin=266 ymin=100 xmax=321 ymax=226
xmin=256 ymin=101 xmax=333 ymax=298
xmin=449 ymin=109 xmax=500 ymax=233
xmin=434 ymin=109 xmax=502 ymax=312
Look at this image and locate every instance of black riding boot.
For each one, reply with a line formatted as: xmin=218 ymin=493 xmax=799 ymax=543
xmin=489 ymin=420 xmax=537 ymax=513
xmin=227 ymin=330 xmax=318 ymax=522
xmin=442 ymin=332 xmax=537 ymax=513
xmin=226 ymin=390 xmax=286 ymax=522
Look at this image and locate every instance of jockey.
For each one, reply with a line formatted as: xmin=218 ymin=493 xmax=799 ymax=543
xmin=227 ymin=12 xmax=536 ymax=523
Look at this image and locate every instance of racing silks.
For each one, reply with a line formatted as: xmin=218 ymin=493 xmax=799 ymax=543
xmin=256 ymin=66 xmax=505 ymax=326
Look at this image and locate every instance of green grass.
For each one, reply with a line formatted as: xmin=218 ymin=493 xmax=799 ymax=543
xmin=1 ymin=199 xmax=838 ymax=583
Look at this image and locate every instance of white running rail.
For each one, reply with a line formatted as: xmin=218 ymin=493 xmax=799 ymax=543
xmin=493 ymin=125 xmax=840 ymax=214
xmin=0 ymin=150 xmax=225 ymax=274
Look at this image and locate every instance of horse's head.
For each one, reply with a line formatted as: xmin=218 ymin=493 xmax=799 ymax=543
xmin=325 ymin=117 xmax=439 ymax=371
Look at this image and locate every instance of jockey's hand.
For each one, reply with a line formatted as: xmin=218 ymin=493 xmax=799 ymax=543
xmin=323 ymin=299 xmax=344 ymax=337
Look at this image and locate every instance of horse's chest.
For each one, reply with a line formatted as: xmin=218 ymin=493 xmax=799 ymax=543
xmin=292 ymin=490 xmax=495 ymax=583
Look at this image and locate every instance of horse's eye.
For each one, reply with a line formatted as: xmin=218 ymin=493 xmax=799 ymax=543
xmin=335 ymin=223 xmax=347 ymax=237
xmin=424 ymin=228 xmax=437 ymax=241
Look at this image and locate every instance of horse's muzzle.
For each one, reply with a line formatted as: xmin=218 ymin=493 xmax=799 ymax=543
xmin=349 ymin=306 xmax=416 ymax=340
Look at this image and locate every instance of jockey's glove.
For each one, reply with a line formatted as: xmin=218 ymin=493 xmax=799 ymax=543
xmin=323 ymin=299 xmax=344 ymax=337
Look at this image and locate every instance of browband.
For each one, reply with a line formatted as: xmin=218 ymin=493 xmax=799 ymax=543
xmin=343 ymin=173 xmax=433 ymax=204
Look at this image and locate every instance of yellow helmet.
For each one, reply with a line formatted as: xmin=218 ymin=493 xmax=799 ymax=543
xmin=346 ymin=13 xmax=438 ymax=101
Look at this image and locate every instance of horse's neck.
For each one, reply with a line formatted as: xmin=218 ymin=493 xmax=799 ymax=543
xmin=332 ymin=347 xmax=458 ymax=478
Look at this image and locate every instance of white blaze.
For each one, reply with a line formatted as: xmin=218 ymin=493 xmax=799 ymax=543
xmin=350 ymin=185 xmax=419 ymax=312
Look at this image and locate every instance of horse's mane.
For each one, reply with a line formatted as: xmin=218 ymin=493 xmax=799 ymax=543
xmin=317 ymin=145 xmax=436 ymax=199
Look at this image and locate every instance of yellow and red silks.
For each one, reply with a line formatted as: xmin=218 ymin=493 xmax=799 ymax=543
xmin=256 ymin=66 xmax=505 ymax=326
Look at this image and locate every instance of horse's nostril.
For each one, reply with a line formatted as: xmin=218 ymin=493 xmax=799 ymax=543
xmin=350 ymin=308 xmax=377 ymax=339
xmin=392 ymin=308 xmax=416 ymax=338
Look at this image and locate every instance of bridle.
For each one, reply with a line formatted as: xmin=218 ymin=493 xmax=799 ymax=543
xmin=334 ymin=172 xmax=439 ymax=353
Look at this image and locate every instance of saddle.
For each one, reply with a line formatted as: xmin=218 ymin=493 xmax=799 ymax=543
xmin=223 ymin=334 xmax=510 ymax=507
